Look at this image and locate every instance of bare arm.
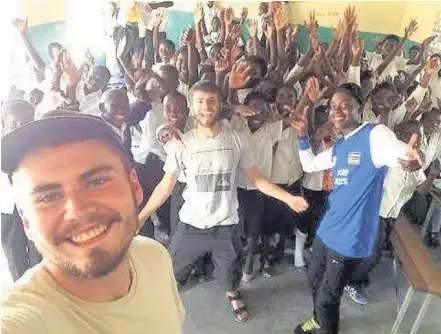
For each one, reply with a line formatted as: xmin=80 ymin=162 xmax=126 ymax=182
xmin=13 ymin=19 xmax=46 ymax=73
xmin=138 ymin=172 xmax=178 ymax=224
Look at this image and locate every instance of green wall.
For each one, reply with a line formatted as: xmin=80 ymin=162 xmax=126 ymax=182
xmin=27 ymin=9 xmax=419 ymax=65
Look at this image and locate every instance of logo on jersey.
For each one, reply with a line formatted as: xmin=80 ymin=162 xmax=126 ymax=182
xmin=348 ymin=152 xmax=361 ymax=165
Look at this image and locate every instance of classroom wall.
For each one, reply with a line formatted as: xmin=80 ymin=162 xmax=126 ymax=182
xmin=18 ymin=1 xmax=440 ymax=64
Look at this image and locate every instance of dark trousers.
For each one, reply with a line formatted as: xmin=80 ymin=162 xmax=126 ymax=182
xmin=169 ymin=223 xmax=243 ymax=292
xmin=264 ymin=180 xmax=302 ymax=237
xmin=309 ymin=237 xmax=365 ymax=334
xmin=297 ymin=188 xmax=328 ymax=235
xmin=347 ymin=217 xmax=395 ymax=286
xmin=170 ymin=181 xmax=186 ymax=238
xmin=1 ymin=212 xmax=42 ymax=281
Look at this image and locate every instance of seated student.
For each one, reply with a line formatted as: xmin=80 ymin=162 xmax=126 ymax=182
xmin=1 ymin=112 xmax=184 ymax=333
xmin=1 ymin=99 xmax=41 ymax=282
xmin=232 ymin=91 xmax=283 ymax=280
xmin=292 ymin=83 xmax=423 ymax=334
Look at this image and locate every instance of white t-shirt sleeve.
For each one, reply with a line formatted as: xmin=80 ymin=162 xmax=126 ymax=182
xmin=163 ymin=141 xmax=183 ymax=175
xmin=369 ymin=124 xmax=408 ymax=168
xmin=297 ymin=138 xmax=334 ymax=172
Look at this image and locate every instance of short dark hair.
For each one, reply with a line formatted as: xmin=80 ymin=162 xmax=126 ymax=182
xmin=394 ymin=120 xmax=421 ymax=134
xmin=246 ymin=55 xmax=268 ymax=78
xmin=189 ymin=80 xmax=222 ymax=102
xmin=1 ymin=99 xmax=34 ymax=122
xmin=409 ymin=45 xmax=420 ymax=52
xmin=383 ymin=34 xmax=400 ymax=44
xmin=164 ymin=91 xmax=188 ymax=114
xmin=335 ymin=83 xmax=364 ymax=105
xmin=244 ymin=91 xmax=271 ymax=105
xmin=159 ymin=39 xmax=176 ymax=53
xmin=371 ymin=82 xmax=398 ymax=96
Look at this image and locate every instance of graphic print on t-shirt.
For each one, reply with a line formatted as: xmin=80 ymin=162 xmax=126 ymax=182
xmin=191 ymin=148 xmax=234 ymax=193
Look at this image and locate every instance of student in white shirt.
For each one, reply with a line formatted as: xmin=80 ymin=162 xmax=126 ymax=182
xmin=232 ymin=91 xmax=283 ymax=280
xmin=1 ymin=99 xmax=41 ymax=281
xmin=267 ymin=85 xmax=304 ymax=264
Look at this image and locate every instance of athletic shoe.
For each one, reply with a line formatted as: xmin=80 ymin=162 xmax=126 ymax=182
xmin=345 ymin=285 xmax=369 ymax=305
xmin=294 ymin=318 xmax=322 ymax=333
xmin=294 ymin=265 xmax=308 ymax=275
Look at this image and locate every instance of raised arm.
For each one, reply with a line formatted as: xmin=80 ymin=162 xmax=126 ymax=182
xmin=13 ymin=18 xmax=46 ymax=74
xmin=376 ymin=20 xmax=418 ymax=78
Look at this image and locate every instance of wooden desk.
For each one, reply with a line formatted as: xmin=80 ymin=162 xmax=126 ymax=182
xmin=420 ymin=188 xmax=441 ymax=239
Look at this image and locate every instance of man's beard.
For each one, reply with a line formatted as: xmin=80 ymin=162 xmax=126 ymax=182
xmin=37 ymin=197 xmax=139 ymax=279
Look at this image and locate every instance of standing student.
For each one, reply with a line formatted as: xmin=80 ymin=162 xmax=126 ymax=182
xmin=139 ymin=80 xmax=308 ymax=323
xmin=232 ymin=91 xmax=283 ymax=280
xmin=1 ymin=112 xmax=184 ymax=333
xmin=292 ymin=82 xmax=423 ymax=334
xmin=1 ymin=99 xmax=38 ymax=282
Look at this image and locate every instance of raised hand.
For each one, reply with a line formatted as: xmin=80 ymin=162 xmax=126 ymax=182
xmin=274 ymin=8 xmax=288 ymax=31
xmin=186 ymin=28 xmax=196 ymax=45
xmin=305 ymin=76 xmax=328 ymax=103
xmin=405 ymin=97 xmax=419 ymax=115
xmin=424 ymin=57 xmax=440 ymax=76
xmin=290 ymin=105 xmax=312 ymax=137
xmin=344 ymin=6 xmax=357 ymax=29
xmin=215 ymin=56 xmax=230 ymax=74
xmin=404 ymin=19 xmax=418 ymax=40
xmin=332 ymin=20 xmax=346 ymax=41
xmin=241 ymin=7 xmax=248 ymax=22
xmin=230 ymin=24 xmax=243 ymax=42
xmin=264 ymin=18 xmax=275 ymax=38
xmin=422 ymin=35 xmax=436 ymax=48
xmin=194 ymin=3 xmax=204 ymax=25
xmin=218 ymin=8 xmax=226 ymax=22
xmin=229 ymin=62 xmax=252 ymax=89
xmin=304 ymin=11 xmax=318 ymax=34
xmin=154 ymin=11 xmax=164 ymax=27
xmin=248 ymin=19 xmax=258 ymax=38
xmin=233 ymin=105 xmax=256 ymax=117
xmin=12 ymin=18 xmax=28 ymax=33
xmin=225 ymin=7 xmax=234 ymax=26
xmin=351 ymin=34 xmax=364 ymax=60
xmin=399 ymin=133 xmax=424 ymax=171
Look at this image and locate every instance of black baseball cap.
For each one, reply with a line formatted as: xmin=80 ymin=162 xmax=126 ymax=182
xmin=1 ymin=111 xmax=130 ymax=175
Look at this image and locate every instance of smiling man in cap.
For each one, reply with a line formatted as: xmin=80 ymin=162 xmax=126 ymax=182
xmin=1 ymin=111 xmax=184 ymax=333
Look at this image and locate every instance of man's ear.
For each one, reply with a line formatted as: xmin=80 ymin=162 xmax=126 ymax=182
xmin=130 ymin=169 xmax=143 ymax=207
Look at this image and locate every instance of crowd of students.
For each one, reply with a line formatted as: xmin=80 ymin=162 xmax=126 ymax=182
xmin=1 ymin=2 xmax=441 ymax=334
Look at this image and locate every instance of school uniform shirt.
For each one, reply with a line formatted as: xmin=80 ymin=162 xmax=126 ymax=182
xmin=298 ymin=122 xmax=411 ymax=258
xmin=203 ymin=3 xmax=218 ymax=34
xmin=76 ymin=81 xmax=103 ymax=117
xmin=163 ymin=125 xmax=255 ymax=229
xmin=1 ymin=173 xmax=15 ymax=215
xmin=270 ymin=126 xmax=303 ymax=186
xmin=1 ymin=237 xmax=185 ymax=334
xmin=230 ymin=117 xmax=283 ymax=190
xmin=429 ymin=74 xmax=441 ymax=108
xmin=369 ymin=85 xmax=428 ymax=129
xmin=133 ymin=102 xmax=166 ymax=163
xmin=380 ymin=167 xmax=426 ymax=219
xmin=421 ymin=130 xmax=441 ymax=171
xmin=365 ymin=52 xmax=408 ymax=82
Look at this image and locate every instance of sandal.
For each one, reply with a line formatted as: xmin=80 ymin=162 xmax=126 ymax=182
xmin=226 ymin=292 xmax=249 ymax=323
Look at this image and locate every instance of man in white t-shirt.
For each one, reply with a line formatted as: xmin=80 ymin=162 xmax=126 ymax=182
xmin=139 ymin=79 xmax=308 ymax=323
xmin=1 ymin=112 xmax=184 ymax=333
